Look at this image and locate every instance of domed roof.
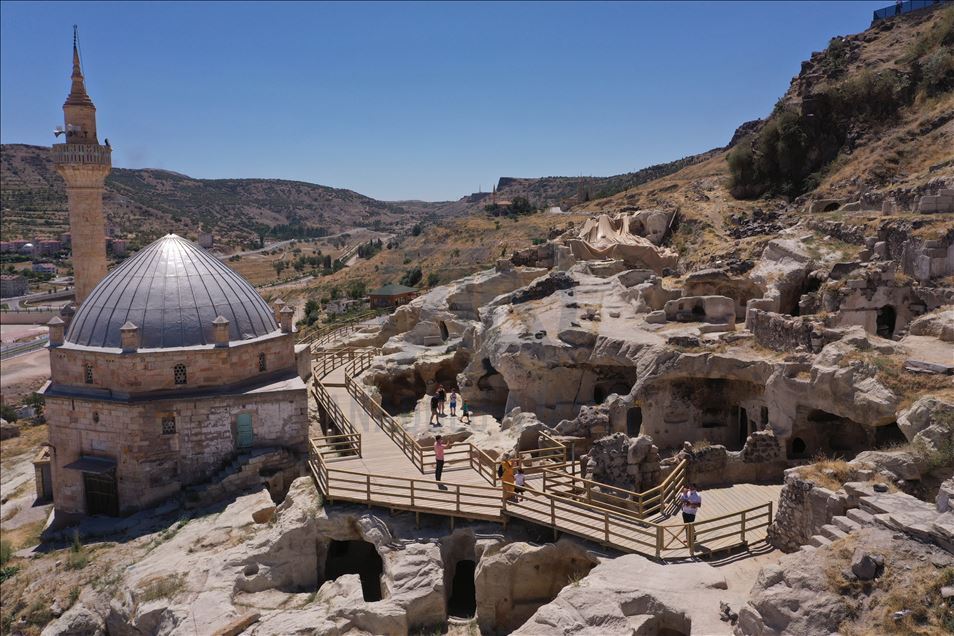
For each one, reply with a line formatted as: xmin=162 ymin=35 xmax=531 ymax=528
xmin=66 ymin=234 xmax=278 ymax=349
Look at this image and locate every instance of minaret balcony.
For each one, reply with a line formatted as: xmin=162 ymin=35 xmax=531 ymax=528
xmin=51 ymin=143 xmax=112 ymax=168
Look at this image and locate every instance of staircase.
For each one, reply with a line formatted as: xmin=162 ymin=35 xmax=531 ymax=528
xmin=804 ymin=508 xmax=875 ymax=549
xmin=183 ymin=448 xmax=294 ymax=509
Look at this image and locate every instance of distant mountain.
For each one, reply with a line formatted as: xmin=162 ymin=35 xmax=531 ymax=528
xmin=0 ymin=144 xmax=441 ymax=250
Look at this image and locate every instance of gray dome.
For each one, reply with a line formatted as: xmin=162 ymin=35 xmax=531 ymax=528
xmin=67 ymin=234 xmax=278 ymax=349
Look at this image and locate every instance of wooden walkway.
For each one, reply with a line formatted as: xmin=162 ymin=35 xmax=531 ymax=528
xmin=308 ymin=349 xmax=780 ymax=560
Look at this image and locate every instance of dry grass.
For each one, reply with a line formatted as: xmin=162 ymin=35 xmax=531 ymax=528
xmin=841 ymin=565 xmax=954 ymax=636
xmin=796 ymin=455 xmax=896 ymax=492
xmin=841 ymin=351 xmax=953 ymax=410
xmin=137 ymin=573 xmax=185 ymax=604
xmin=0 ymin=423 xmax=48 ymax=468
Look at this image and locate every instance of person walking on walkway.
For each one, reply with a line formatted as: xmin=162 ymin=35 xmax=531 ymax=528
xmin=434 ymin=435 xmax=450 ymax=486
xmin=680 ymin=484 xmax=702 ymax=523
xmin=514 ymin=467 xmax=526 ymax=502
xmin=449 ymin=389 xmax=459 ymax=417
xmin=430 ymin=393 xmax=441 ymax=426
xmin=436 ymin=384 xmax=447 ymax=415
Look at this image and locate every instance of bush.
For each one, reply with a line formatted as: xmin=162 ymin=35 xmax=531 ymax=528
xmin=0 ymin=404 xmax=16 ymax=423
xmin=0 ymin=540 xmax=11 ymax=565
xmin=427 ymin=272 xmax=440 ymax=287
xmin=400 ymin=267 xmax=422 ymax=287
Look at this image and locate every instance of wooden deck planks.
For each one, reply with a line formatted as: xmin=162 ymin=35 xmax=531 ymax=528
xmin=311 ymin=357 xmax=782 ymax=559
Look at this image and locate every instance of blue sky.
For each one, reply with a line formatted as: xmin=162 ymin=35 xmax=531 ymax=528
xmin=1 ymin=1 xmax=889 ymax=201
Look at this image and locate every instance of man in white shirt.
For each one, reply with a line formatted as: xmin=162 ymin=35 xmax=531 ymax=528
xmin=680 ymin=484 xmax=702 ymax=524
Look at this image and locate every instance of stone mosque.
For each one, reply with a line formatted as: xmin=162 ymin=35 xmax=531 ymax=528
xmin=40 ymin=37 xmax=310 ymax=520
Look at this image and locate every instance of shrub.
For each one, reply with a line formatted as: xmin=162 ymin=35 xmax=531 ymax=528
xmin=400 ymin=267 xmax=422 ymax=287
xmin=0 ymin=539 xmax=11 ymax=565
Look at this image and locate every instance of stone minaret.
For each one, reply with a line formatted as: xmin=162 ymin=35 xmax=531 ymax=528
xmin=52 ymin=29 xmax=111 ymax=306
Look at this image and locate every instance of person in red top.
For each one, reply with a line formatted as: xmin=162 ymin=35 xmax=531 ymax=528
xmin=434 ymin=435 xmax=452 ymax=486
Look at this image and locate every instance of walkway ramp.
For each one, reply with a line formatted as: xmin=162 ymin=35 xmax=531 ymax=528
xmin=307 ymin=348 xmax=778 ymax=560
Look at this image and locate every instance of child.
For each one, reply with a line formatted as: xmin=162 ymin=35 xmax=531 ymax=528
xmin=449 ymin=389 xmax=459 ymax=416
xmin=514 ymin=467 xmax=526 ymax=502
xmin=460 ymin=400 xmax=471 ymax=424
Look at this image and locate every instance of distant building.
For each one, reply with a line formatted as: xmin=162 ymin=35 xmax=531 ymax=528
xmin=325 ymin=298 xmax=363 ymax=316
xmin=12 ymin=240 xmax=30 ymax=250
xmin=198 ymin=232 xmax=214 ymax=248
xmin=19 ymin=243 xmax=35 ymax=256
xmin=0 ymin=242 xmax=15 ymax=253
xmin=33 ymin=262 xmax=57 ymax=274
xmin=61 ymin=232 xmax=72 ymax=247
xmin=368 ymin=283 xmax=418 ymax=308
xmin=35 ymin=240 xmax=63 ymax=256
xmin=0 ymin=274 xmax=28 ymax=298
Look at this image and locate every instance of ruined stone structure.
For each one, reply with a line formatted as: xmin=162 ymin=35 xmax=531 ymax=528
xmin=51 ymin=34 xmax=110 ymax=306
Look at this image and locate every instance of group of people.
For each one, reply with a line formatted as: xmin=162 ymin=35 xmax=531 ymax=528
xmin=429 ymin=384 xmax=470 ymax=426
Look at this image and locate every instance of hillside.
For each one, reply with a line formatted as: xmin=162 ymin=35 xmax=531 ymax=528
xmin=580 ymin=4 xmax=954 ymax=269
xmin=0 ymin=144 xmax=437 ymax=249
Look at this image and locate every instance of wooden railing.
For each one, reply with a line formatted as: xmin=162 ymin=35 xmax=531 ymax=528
xmin=311 ymin=380 xmax=362 ymax=457
xmin=297 ymin=309 xmax=379 ymax=346
xmin=308 ymin=443 xmax=503 ymax=523
xmin=541 ymin=459 xmax=687 ymax=518
xmin=503 ymin=481 xmax=772 ymax=559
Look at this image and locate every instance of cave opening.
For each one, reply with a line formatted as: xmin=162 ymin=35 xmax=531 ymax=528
xmin=875 ymin=422 xmax=906 ymax=448
xmin=447 ymin=559 xmax=477 ymax=618
xmin=876 ymin=305 xmax=897 ymax=339
xmin=439 ymin=320 xmax=449 ymax=342
xmin=322 ymin=540 xmax=383 ymax=602
xmin=627 ymin=406 xmax=643 ymax=437
xmin=788 ymin=408 xmax=869 ymax=459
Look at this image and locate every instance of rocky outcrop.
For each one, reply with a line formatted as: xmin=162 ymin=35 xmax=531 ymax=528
xmin=584 ymin=433 xmax=661 ymax=492
xmin=897 ymin=396 xmax=954 ymax=453
xmin=518 ymin=552 xmax=754 ymax=636
xmin=474 ymin=539 xmax=598 ymax=634
xmin=907 ymin=305 xmax=954 ymax=341
xmin=566 ymin=213 xmax=678 ymax=273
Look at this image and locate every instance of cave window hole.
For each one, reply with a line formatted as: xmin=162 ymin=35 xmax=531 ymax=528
xmin=447 ymin=559 xmax=476 ymax=618
xmin=876 ymin=305 xmax=897 ymax=339
xmin=627 ymin=406 xmax=643 ymax=437
xmin=439 ymin=320 xmax=449 ymax=342
xmin=323 ymin=540 xmax=383 ymax=602
xmin=790 ymin=437 xmax=807 ymax=458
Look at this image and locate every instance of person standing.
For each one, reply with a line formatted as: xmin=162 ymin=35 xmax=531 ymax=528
xmin=449 ymin=389 xmax=459 ymax=417
xmin=429 ymin=393 xmax=441 ymax=426
xmin=514 ymin=467 xmax=526 ymax=502
xmin=501 ymin=456 xmax=516 ymax=501
xmin=436 ymin=384 xmax=447 ymax=415
xmin=680 ymin=484 xmax=702 ymax=523
xmin=460 ymin=400 xmax=471 ymax=424
xmin=434 ymin=435 xmax=450 ymax=484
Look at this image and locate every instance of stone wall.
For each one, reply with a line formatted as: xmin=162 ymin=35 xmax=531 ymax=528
xmin=45 ymin=383 xmax=308 ymax=515
xmin=767 ymin=469 xmax=851 ymax=552
xmin=747 ymin=309 xmax=838 ymax=353
xmin=49 ymin=331 xmax=297 ymax=394
xmin=584 ymin=433 xmax=661 ymax=492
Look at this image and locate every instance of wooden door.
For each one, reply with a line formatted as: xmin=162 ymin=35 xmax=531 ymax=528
xmin=236 ymin=413 xmax=254 ymax=448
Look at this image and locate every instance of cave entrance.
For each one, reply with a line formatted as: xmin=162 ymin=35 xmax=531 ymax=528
xmin=738 ymin=407 xmax=749 ymax=448
xmin=447 ymin=559 xmax=476 ymax=618
xmin=439 ymin=320 xmax=449 ymax=342
xmin=323 ymin=540 xmax=383 ymax=602
xmin=788 ymin=408 xmax=869 ymax=459
xmin=875 ymin=422 xmax=906 ymax=448
xmin=627 ymin=406 xmax=643 ymax=437
xmin=876 ymin=305 xmax=896 ymax=339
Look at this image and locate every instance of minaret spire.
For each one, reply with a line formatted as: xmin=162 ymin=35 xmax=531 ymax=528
xmin=67 ymin=25 xmax=93 ymax=107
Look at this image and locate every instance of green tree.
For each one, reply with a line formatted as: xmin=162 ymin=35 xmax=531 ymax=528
xmin=400 ymin=267 xmax=422 ymax=287
xmin=427 ymin=272 xmax=440 ymax=287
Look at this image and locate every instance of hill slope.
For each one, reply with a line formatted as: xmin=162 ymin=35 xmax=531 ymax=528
xmin=580 ymin=4 xmax=954 ymax=269
xmin=0 ymin=144 xmax=435 ymax=249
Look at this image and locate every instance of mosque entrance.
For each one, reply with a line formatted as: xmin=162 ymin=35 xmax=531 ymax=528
xmin=83 ymin=471 xmax=118 ymax=516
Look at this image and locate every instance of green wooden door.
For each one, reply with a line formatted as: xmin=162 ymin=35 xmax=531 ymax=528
xmin=236 ymin=413 xmax=254 ymax=448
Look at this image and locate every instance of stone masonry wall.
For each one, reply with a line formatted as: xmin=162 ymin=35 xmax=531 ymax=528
xmin=46 ymin=386 xmax=308 ymax=515
xmin=49 ymin=331 xmax=296 ymax=394
xmin=747 ymin=309 xmax=837 ymax=353
xmin=767 ymin=469 xmax=850 ymax=552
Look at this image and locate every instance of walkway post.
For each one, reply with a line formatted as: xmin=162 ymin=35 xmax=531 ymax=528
xmin=741 ymin=509 xmax=747 ymax=544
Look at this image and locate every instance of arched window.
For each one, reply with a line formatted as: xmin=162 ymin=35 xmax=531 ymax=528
xmin=258 ymin=352 xmax=267 ymax=372
xmin=174 ymin=364 xmax=187 ymax=385
xmin=84 ymin=364 xmax=94 ymax=384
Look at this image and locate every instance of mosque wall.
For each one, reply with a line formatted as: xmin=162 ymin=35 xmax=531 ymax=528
xmin=49 ymin=333 xmax=297 ymax=394
xmin=46 ymin=386 xmax=308 ymax=515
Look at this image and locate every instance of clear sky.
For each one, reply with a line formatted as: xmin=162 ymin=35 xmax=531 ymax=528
xmin=1 ymin=1 xmax=890 ymax=201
